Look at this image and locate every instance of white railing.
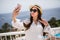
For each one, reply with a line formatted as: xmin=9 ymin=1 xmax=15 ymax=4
xmin=0 ymin=31 xmax=25 ymax=40
xmin=0 ymin=27 xmax=60 ymax=40
xmin=52 ymin=27 xmax=60 ymax=34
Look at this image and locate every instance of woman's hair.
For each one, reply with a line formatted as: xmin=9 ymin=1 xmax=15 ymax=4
xmin=23 ymin=5 xmax=44 ymax=30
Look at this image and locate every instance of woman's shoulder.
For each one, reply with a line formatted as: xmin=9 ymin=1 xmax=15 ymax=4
xmin=39 ymin=18 xmax=49 ymax=27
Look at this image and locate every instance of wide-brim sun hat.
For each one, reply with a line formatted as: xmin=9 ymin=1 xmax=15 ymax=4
xmin=29 ymin=5 xmax=42 ymax=15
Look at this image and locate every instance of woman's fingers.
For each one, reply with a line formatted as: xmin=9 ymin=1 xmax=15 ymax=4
xmin=42 ymin=18 xmax=48 ymax=25
xmin=14 ymin=4 xmax=21 ymax=13
xmin=39 ymin=20 xmax=48 ymax=26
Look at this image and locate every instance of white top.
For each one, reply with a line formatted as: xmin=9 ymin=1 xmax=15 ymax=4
xmin=12 ymin=19 xmax=54 ymax=40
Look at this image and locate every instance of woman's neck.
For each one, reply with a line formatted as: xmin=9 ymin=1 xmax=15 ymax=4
xmin=33 ymin=17 xmax=38 ymax=24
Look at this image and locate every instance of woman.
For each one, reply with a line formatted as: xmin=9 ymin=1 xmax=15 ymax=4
xmin=12 ymin=4 xmax=55 ymax=40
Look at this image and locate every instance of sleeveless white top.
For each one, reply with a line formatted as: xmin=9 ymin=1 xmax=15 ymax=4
xmin=12 ymin=19 xmax=54 ymax=40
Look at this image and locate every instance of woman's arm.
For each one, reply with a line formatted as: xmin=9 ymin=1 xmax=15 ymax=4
xmin=12 ymin=4 xmax=26 ymax=30
xmin=45 ymin=33 xmax=56 ymax=40
xmin=39 ymin=18 xmax=56 ymax=40
xmin=12 ymin=4 xmax=21 ymax=22
xmin=44 ymin=24 xmax=56 ymax=40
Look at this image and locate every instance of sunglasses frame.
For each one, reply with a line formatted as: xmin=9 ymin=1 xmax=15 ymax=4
xmin=30 ymin=8 xmax=38 ymax=13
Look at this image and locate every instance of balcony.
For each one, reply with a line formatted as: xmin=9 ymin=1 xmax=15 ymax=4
xmin=0 ymin=27 xmax=60 ymax=40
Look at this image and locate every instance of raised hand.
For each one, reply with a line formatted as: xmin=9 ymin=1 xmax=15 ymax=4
xmin=13 ymin=4 xmax=21 ymax=17
xmin=39 ymin=18 xmax=49 ymax=26
xmin=12 ymin=4 xmax=21 ymax=22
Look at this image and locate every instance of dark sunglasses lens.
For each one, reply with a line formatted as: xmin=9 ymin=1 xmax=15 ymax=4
xmin=30 ymin=9 xmax=32 ymax=12
xmin=30 ymin=9 xmax=37 ymax=13
xmin=33 ymin=9 xmax=37 ymax=12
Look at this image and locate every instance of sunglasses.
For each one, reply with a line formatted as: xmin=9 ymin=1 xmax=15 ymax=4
xmin=30 ymin=9 xmax=37 ymax=13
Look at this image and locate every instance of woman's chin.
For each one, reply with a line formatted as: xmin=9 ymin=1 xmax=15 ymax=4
xmin=31 ymin=15 xmax=35 ymax=17
xmin=32 ymin=16 xmax=35 ymax=18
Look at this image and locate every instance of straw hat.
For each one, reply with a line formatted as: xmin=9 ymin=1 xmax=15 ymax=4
xmin=30 ymin=5 xmax=42 ymax=15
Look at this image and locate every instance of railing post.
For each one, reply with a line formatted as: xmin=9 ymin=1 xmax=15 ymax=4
xmin=5 ymin=36 xmax=7 ymax=40
xmin=10 ymin=35 xmax=12 ymax=40
xmin=0 ymin=37 xmax=2 ymax=40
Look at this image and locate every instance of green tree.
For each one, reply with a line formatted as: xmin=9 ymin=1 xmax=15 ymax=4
xmin=48 ymin=17 xmax=60 ymax=28
xmin=1 ymin=23 xmax=12 ymax=33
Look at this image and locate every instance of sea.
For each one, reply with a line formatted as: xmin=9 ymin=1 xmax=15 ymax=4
xmin=0 ymin=8 xmax=60 ymax=28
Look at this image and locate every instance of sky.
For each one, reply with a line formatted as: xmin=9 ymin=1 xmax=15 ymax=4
xmin=0 ymin=0 xmax=60 ymax=13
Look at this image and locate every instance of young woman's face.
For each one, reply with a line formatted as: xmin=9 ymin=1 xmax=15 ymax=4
xmin=30 ymin=7 xmax=38 ymax=18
